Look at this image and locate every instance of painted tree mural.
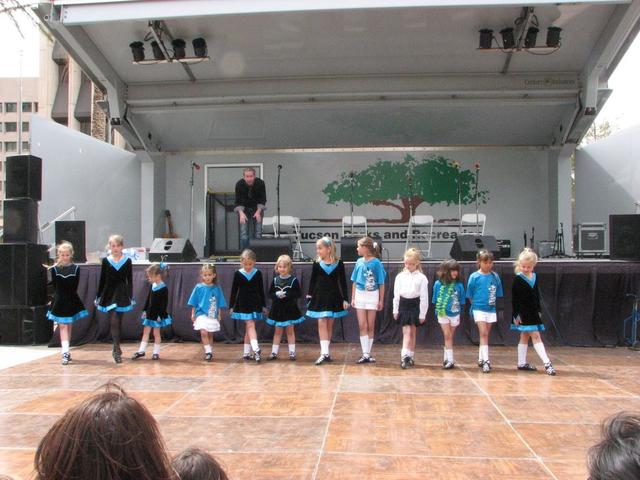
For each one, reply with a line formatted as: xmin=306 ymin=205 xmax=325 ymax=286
xmin=323 ymin=154 xmax=489 ymax=223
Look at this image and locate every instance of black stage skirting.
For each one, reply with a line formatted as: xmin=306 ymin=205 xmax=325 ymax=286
xmin=51 ymin=260 xmax=640 ymax=348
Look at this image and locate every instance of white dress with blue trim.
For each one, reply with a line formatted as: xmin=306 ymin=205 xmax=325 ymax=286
xmin=188 ymin=283 xmax=228 ymax=331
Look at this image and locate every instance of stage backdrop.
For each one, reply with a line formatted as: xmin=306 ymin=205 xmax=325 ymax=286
xmin=166 ymin=148 xmax=555 ymax=259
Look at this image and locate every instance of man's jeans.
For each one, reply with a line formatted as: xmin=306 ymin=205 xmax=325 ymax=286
xmin=240 ymin=215 xmax=262 ymax=250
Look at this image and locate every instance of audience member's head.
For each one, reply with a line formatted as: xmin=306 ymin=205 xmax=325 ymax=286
xmin=34 ymin=383 xmax=176 ymax=480
xmin=172 ymin=447 xmax=229 ymax=480
xmin=588 ymin=411 xmax=640 ymax=480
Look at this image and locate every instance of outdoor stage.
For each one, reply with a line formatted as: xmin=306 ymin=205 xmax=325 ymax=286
xmin=1 ymin=343 xmax=640 ymax=479
xmin=57 ymin=260 xmax=640 ymax=348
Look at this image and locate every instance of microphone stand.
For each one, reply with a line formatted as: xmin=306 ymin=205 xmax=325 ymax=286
xmin=474 ymin=165 xmax=480 ymax=235
xmin=189 ymin=162 xmax=196 ymax=241
xmin=349 ymin=173 xmax=355 ymax=235
xmin=457 ymin=165 xmax=462 ymax=234
xmin=276 ymin=165 xmax=282 ymax=238
xmin=408 ymin=175 xmax=414 ymax=220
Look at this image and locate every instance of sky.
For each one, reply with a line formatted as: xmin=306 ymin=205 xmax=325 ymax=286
xmin=0 ymin=5 xmax=638 ymax=131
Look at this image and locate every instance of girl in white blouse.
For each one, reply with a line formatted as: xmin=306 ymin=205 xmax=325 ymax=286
xmin=392 ymin=248 xmax=429 ymax=369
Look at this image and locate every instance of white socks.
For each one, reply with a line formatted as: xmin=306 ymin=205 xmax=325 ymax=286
xmin=272 ymin=344 xmax=280 ymax=355
xmin=533 ymin=342 xmax=550 ymax=364
xmin=243 ymin=343 xmax=251 ymax=355
xmin=409 ymin=350 xmax=414 ymax=359
xmin=288 ymin=344 xmax=296 ymax=354
xmin=401 ymin=348 xmax=409 ymax=359
xmin=369 ymin=337 xmax=374 ymax=354
xmin=479 ymin=345 xmax=489 ymax=362
xmin=153 ymin=343 xmax=161 ymax=355
xmin=61 ymin=340 xmax=70 ymax=354
xmin=320 ymin=340 xmax=330 ymax=355
xmin=445 ymin=349 xmax=454 ymax=363
xmin=138 ymin=341 xmax=148 ymax=353
xmin=204 ymin=344 xmax=212 ymax=354
xmin=359 ymin=336 xmax=369 ymax=355
xmin=250 ymin=339 xmax=260 ymax=352
xmin=518 ymin=343 xmax=528 ymax=366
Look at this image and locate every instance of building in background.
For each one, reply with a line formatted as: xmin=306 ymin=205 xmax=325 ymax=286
xmin=0 ymin=77 xmax=38 ymax=228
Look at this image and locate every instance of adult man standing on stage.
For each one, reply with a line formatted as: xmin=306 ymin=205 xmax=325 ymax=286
xmin=235 ymin=167 xmax=267 ymax=250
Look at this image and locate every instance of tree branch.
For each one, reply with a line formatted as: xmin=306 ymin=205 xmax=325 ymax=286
xmin=371 ymin=199 xmax=404 ymax=212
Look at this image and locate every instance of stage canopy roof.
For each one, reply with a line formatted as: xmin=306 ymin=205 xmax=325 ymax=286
xmin=35 ymin=0 xmax=640 ymax=152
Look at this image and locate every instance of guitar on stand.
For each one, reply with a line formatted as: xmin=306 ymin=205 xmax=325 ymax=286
xmin=163 ymin=210 xmax=178 ymax=239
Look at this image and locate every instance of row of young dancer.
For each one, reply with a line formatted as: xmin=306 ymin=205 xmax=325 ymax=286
xmin=46 ymin=234 xmax=556 ymax=374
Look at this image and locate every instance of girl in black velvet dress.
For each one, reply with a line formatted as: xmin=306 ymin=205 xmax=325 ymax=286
xmin=95 ymin=234 xmax=135 ymax=364
xmin=511 ymin=248 xmax=556 ymax=375
xmin=266 ymin=255 xmax=304 ymax=361
xmin=47 ymin=242 xmax=88 ymax=365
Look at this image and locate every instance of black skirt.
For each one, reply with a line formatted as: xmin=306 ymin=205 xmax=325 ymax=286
xmin=398 ymin=297 xmax=421 ymax=327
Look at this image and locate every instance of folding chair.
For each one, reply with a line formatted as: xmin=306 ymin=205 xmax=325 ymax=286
xmin=405 ymin=215 xmax=434 ymax=258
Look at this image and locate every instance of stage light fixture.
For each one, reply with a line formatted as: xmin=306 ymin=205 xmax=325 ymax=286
xmin=478 ymin=29 xmax=493 ymax=49
xmin=524 ymin=27 xmax=538 ymax=48
xmin=172 ymin=38 xmax=186 ymax=59
xmin=500 ymin=28 xmax=515 ymax=49
xmin=193 ymin=37 xmax=208 ymax=58
xmin=546 ymin=26 xmax=561 ymax=48
xmin=150 ymin=40 xmax=164 ymax=60
xmin=129 ymin=41 xmax=145 ymax=62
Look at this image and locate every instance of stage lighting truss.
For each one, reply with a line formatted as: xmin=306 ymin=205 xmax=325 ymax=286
xmin=477 ymin=8 xmax=561 ymax=55
xmin=129 ymin=20 xmax=210 ymax=66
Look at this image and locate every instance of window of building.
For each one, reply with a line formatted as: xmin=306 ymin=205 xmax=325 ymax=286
xmin=5 ymin=142 xmax=17 ymax=152
xmin=22 ymin=141 xmax=29 ymax=152
xmin=5 ymin=103 xmax=17 ymax=113
xmin=4 ymin=122 xmax=17 ymax=133
xmin=22 ymin=122 xmax=29 ymax=132
xmin=79 ymin=121 xmax=91 ymax=136
xmin=34 ymin=102 xmax=38 ymax=113
xmin=0 ymin=123 xmax=2 ymax=132
xmin=22 ymin=102 xmax=32 ymax=113
xmin=0 ymin=103 xmax=3 ymax=113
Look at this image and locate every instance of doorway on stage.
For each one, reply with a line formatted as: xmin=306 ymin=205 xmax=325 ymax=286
xmin=205 ymin=163 xmax=264 ymax=258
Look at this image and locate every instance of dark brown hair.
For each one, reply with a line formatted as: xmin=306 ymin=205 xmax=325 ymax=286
xmin=588 ymin=412 xmax=640 ymax=480
xmin=437 ymin=259 xmax=461 ymax=284
xmin=34 ymin=383 xmax=176 ymax=480
xmin=172 ymin=448 xmax=229 ymax=480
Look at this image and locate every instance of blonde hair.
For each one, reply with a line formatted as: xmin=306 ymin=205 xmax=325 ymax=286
xmin=146 ymin=263 xmax=164 ymax=279
xmin=107 ymin=234 xmax=124 ymax=250
xmin=403 ymin=248 xmax=422 ymax=272
xmin=200 ymin=263 xmax=218 ymax=284
xmin=358 ymin=236 xmax=382 ymax=259
xmin=515 ymin=247 xmax=538 ymax=273
xmin=315 ymin=236 xmax=337 ymax=264
xmin=240 ymin=249 xmax=257 ymax=264
xmin=54 ymin=242 xmax=74 ymax=266
xmin=274 ymin=255 xmax=293 ymax=274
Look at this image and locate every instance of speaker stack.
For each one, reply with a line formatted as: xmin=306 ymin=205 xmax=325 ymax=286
xmin=450 ymin=234 xmax=501 ymax=261
xmin=0 ymin=155 xmax=52 ymax=345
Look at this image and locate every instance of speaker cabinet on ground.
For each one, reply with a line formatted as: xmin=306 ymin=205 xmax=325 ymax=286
xmin=149 ymin=238 xmax=198 ymax=262
xmin=0 ymin=244 xmax=48 ymax=306
xmin=3 ymin=198 xmax=39 ymax=243
xmin=0 ymin=306 xmax=50 ymax=345
xmin=55 ymin=221 xmax=86 ymax=262
xmin=450 ymin=235 xmax=501 ymax=261
xmin=5 ymin=155 xmax=42 ymax=201
xmin=249 ymin=238 xmax=293 ymax=259
xmin=610 ymin=214 xmax=640 ymax=261
xmin=340 ymin=235 xmax=383 ymax=262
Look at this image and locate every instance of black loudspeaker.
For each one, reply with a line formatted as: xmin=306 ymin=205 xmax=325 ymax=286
xmin=0 ymin=244 xmax=48 ymax=306
xmin=149 ymin=238 xmax=198 ymax=262
xmin=610 ymin=215 xmax=640 ymax=261
xmin=249 ymin=238 xmax=293 ymax=259
xmin=0 ymin=306 xmax=51 ymax=345
xmin=497 ymin=239 xmax=511 ymax=258
xmin=450 ymin=235 xmax=501 ymax=261
xmin=55 ymin=221 xmax=87 ymax=263
xmin=6 ymin=155 xmax=42 ymax=201
xmin=340 ymin=235 xmax=383 ymax=262
xmin=3 ymin=198 xmax=39 ymax=243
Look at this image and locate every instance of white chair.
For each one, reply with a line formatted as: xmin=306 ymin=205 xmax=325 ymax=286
xmin=261 ymin=216 xmax=278 ymax=238
xmin=405 ymin=215 xmax=434 ymax=258
xmin=460 ymin=213 xmax=486 ymax=235
xmin=341 ymin=215 xmax=368 ymax=237
xmin=277 ymin=215 xmax=303 ymax=261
